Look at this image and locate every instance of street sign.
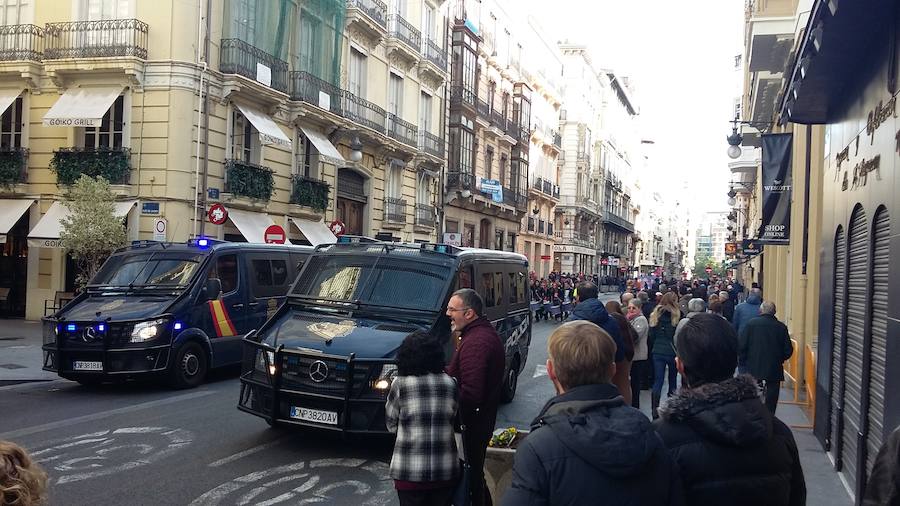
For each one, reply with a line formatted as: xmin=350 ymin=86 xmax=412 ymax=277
xmin=705 ymin=266 xmax=713 ymax=274
xmin=207 ymin=187 xmax=220 ymax=199
xmin=329 ymin=219 xmax=346 ymax=237
xmin=141 ymin=202 xmax=160 ymax=215
xmin=207 ymin=204 xmax=228 ymax=225
xmin=264 ymin=224 xmax=286 ymax=244
xmin=725 ymin=242 xmax=737 ymax=255
xmin=153 ymin=218 xmax=167 ymax=242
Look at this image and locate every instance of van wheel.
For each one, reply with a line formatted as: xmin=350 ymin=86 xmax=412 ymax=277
xmin=501 ymin=358 xmax=520 ymax=403
xmin=168 ymin=342 xmax=208 ymax=389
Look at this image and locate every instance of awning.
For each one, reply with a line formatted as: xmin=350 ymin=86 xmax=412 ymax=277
xmin=299 ymin=125 xmax=345 ymax=162
xmin=43 ymin=86 xmax=124 ymax=128
xmin=0 ymin=199 xmax=34 ymax=244
xmin=0 ymin=88 xmax=22 ymax=117
xmin=227 ymin=208 xmax=275 ymax=244
xmin=27 ymin=200 xmax=136 ymax=248
xmin=234 ymin=102 xmax=292 ymax=148
xmin=290 ymin=217 xmax=336 ymax=246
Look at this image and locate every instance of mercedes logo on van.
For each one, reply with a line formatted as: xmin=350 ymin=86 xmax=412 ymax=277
xmin=82 ymin=327 xmax=98 ymax=343
xmin=308 ymin=360 xmax=329 ymax=383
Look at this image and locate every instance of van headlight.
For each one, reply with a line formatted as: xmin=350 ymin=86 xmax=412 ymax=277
xmin=130 ymin=318 xmax=167 ymax=343
xmin=255 ymin=350 xmax=276 ymax=376
xmin=373 ymin=364 xmax=397 ymax=390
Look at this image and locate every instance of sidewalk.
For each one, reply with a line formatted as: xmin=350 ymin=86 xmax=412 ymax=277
xmin=0 ymin=319 xmax=58 ymax=385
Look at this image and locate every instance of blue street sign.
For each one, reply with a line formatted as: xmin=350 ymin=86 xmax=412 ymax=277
xmin=141 ymin=202 xmax=160 ymax=215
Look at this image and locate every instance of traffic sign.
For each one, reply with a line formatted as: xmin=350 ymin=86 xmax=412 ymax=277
xmin=153 ymin=218 xmax=167 ymax=242
xmin=329 ymin=219 xmax=346 ymax=237
xmin=264 ymin=224 xmax=286 ymax=244
xmin=207 ymin=204 xmax=228 ymax=225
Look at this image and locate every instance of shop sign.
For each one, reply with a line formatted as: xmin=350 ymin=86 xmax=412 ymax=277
xmin=27 ymin=238 xmax=62 ymax=248
xmin=757 ymin=133 xmax=793 ymax=244
xmin=443 ymin=232 xmax=461 ymax=246
xmin=724 ymin=242 xmax=737 ymax=255
xmin=741 ymin=239 xmax=762 ymax=256
xmin=207 ymin=187 xmax=220 ymax=199
xmin=553 ymin=244 xmax=593 ymax=255
xmin=540 ymin=255 xmax=551 ymax=260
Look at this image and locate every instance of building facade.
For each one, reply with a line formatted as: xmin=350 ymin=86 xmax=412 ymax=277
xmin=0 ymin=0 xmax=447 ymax=320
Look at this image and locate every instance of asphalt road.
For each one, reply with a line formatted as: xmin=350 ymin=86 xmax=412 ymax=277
xmin=0 ymin=312 xmax=615 ymax=506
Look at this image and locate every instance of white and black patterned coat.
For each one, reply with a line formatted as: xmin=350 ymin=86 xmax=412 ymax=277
xmin=385 ymin=373 xmax=458 ymax=483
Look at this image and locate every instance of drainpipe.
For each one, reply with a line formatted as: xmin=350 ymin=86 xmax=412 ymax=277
xmin=437 ymin=11 xmax=450 ymax=241
xmin=796 ymin=124 xmax=812 ymax=399
xmin=198 ymin=0 xmax=212 ymax=238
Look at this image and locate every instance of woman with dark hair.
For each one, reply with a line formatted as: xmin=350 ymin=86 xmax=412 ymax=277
xmin=386 ymin=331 xmax=458 ymax=506
xmin=649 ymin=291 xmax=681 ymax=419
xmin=605 ymin=300 xmax=637 ymax=406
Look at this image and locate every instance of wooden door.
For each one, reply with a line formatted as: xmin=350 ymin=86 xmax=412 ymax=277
xmin=337 ymin=197 xmax=364 ymax=236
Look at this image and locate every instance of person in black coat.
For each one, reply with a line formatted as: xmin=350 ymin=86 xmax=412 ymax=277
xmin=654 ymin=313 xmax=806 ymax=506
xmin=502 ymin=321 xmax=684 ymax=506
xmin=864 ymin=424 xmax=900 ymax=505
xmin=738 ymin=301 xmax=793 ymax=414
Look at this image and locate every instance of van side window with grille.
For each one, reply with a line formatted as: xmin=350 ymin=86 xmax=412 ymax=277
xmin=481 ymin=272 xmax=495 ymax=307
xmin=493 ymin=272 xmax=504 ymax=307
xmin=508 ymin=272 xmax=518 ymax=304
xmin=209 ymin=254 xmax=238 ymax=293
xmin=250 ymin=257 xmax=291 ymax=298
xmin=457 ymin=267 xmax=472 ymax=289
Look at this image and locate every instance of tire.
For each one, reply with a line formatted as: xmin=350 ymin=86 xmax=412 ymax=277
xmin=500 ymin=357 xmax=520 ymax=404
xmin=168 ymin=341 xmax=208 ymax=389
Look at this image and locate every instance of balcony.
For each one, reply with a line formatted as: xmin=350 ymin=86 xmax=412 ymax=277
xmin=0 ymin=147 xmax=28 ymax=190
xmin=50 ymin=147 xmax=130 ymax=185
xmin=531 ymin=177 xmax=559 ymax=201
xmin=225 ymin=159 xmax=275 ymax=202
xmin=502 ymin=186 xmax=527 ymax=210
xmin=0 ymin=24 xmax=42 ymax=61
xmin=415 ymin=203 xmax=435 ymax=229
xmin=346 ymin=0 xmax=388 ymax=44
xmin=418 ymin=131 xmax=443 ymax=158
xmin=290 ymin=71 xmax=343 ymax=117
xmin=44 ymin=19 xmax=148 ymax=59
xmin=447 ymin=171 xmax=475 ymax=191
xmin=383 ymin=197 xmax=407 ymax=224
xmin=418 ymin=39 xmax=447 ymax=85
xmin=603 ymin=209 xmax=635 ymax=233
xmin=387 ymin=113 xmax=417 ymax=148
xmin=220 ymin=39 xmax=289 ymax=94
xmin=386 ymin=14 xmax=420 ymax=65
xmin=290 ymin=175 xmax=330 ymax=212
xmin=343 ymin=90 xmax=386 ymax=133
xmin=450 ymin=85 xmax=476 ymax=110
xmin=552 ymin=130 xmax=562 ymax=150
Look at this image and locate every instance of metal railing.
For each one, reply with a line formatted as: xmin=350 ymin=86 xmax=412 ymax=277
xmin=290 ymin=71 xmax=343 ymax=116
xmin=347 ymin=0 xmax=388 ymax=30
xmin=220 ymin=38 xmax=289 ymax=93
xmin=475 ymin=96 xmax=490 ymax=118
xmin=343 ymin=90 xmax=386 ymax=133
xmin=422 ymin=39 xmax=446 ymax=69
xmin=490 ymin=109 xmax=507 ymax=131
xmin=415 ymin=203 xmax=435 ymax=228
xmin=552 ymin=130 xmax=562 ymax=148
xmin=0 ymin=24 xmax=42 ymax=61
xmin=44 ymin=19 xmax=148 ymax=59
xmin=51 ymin=147 xmax=131 ymax=185
xmin=450 ymin=85 xmax=477 ymax=109
xmin=290 ymin=175 xmax=330 ymax=211
xmin=387 ymin=113 xmax=417 ymax=147
xmin=603 ymin=209 xmax=635 ymax=233
xmin=225 ymin=159 xmax=275 ymax=201
xmin=0 ymin=147 xmax=28 ymax=186
xmin=502 ymin=187 xmax=517 ymax=207
xmin=419 ymin=131 xmax=443 ymax=158
xmin=383 ymin=197 xmax=407 ymax=223
xmin=388 ymin=14 xmax=420 ymax=52
xmin=447 ymin=171 xmax=475 ymax=190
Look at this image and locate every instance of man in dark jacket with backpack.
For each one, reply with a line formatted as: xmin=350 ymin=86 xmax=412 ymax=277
xmin=567 ymin=281 xmax=629 ymax=401
xmin=502 ymin=321 xmax=684 ymax=506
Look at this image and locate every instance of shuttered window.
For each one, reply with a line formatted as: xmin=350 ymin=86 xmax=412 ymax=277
xmin=830 ymin=226 xmax=845 ymax=456
xmin=842 ymin=206 xmax=868 ymax=487
xmin=866 ymin=207 xmax=889 ymax=476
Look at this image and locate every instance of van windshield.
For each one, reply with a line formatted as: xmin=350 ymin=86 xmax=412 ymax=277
xmin=291 ymin=255 xmax=449 ymax=311
xmin=90 ymin=252 xmax=204 ymax=288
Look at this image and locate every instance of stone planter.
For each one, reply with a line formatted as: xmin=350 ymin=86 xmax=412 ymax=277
xmin=484 ymin=430 xmax=528 ymax=504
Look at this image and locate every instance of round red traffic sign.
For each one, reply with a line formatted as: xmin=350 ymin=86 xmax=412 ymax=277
xmin=329 ymin=219 xmax=346 ymax=237
xmin=207 ymin=204 xmax=228 ymax=225
xmin=264 ymin=224 xmax=286 ymax=244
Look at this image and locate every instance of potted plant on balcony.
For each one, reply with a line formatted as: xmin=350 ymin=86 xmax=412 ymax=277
xmin=50 ymin=147 xmax=131 ymax=186
xmin=0 ymin=148 xmax=27 ymax=191
xmin=224 ymin=159 xmax=275 ymax=206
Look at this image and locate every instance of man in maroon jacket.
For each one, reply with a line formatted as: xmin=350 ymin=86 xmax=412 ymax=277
xmin=445 ymin=288 xmax=505 ymax=506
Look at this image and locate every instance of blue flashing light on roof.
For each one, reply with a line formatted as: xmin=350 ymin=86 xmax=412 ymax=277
xmin=337 ymin=236 xmax=352 ymax=244
xmin=435 ymin=245 xmax=448 ymax=254
xmin=197 ymin=238 xmax=209 ymax=248
xmin=66 ymin=324 xmax=76 ymax=332
xmin=97 ymin=324 xmax=105 ymax=332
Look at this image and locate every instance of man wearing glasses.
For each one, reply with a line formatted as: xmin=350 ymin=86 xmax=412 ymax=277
xmin=445 ymin=288 xmax=505 ymax=506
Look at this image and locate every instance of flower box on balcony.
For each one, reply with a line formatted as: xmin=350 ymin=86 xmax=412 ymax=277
xmin=225 ymin=159 xmax=274 ymax=202
xmin=50 ymin=147 xmax=130 ymax=185
xmin=289 ymin=175 xmax=330 ymax=212
xmin=0 ymin=147 xmax=28 ymax=189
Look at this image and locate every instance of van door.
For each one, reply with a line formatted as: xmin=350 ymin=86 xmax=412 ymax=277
xmin=246 ymin=252 xmax=294 ymax=332
xmin=204 ymin=252 xmax=249 ymax=366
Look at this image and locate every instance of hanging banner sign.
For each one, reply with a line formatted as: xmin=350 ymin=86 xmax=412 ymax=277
xmin=479 ymin=178 xmax=503 ymax=203
xmin=757 ymin=133 xmax=793 ymax=244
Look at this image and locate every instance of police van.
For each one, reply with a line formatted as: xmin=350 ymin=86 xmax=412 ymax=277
xmin=42 ymin=239 xmax=312 ymax=388
xmin=238 ymin=237 xmax=531 ymax=433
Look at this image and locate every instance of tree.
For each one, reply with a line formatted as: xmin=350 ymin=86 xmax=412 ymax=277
xmin=59 ymin=175 xmax=127 ymax=289
xmin=692 ymin=254 xmax=725 ymax=278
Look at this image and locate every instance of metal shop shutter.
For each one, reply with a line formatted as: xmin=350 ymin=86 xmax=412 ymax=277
xmin=867 ymin=208 xmax=889 ymax=475
xmin=842 ymin=207 xmax=869 ymax=488
xmin=830 ymin=226 xmax=846 ymax=456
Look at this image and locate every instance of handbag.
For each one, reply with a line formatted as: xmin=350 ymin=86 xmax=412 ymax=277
xmin=452 ymin=422 xmax=471 ymax=506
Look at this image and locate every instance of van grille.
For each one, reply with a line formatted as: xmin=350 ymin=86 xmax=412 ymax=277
xmin=279 ymin=354 xmax=373 ymax=397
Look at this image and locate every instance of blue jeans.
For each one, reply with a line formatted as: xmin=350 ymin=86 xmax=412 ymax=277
xmin=652 ymin=355 xmax=677 ymax=397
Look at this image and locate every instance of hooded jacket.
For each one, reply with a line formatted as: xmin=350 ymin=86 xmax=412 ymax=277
xmin=654 ymin=375 xmax=806 ymax=506
xmin=732 ymin=293 xmax=762 ymax=336
xmin=502 ymin=383 xmax=684 ymax=506
xmin=567 ymin=298 xmax=625 ymax=362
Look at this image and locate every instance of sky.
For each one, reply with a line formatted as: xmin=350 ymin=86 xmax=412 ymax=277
xmin=515 ymin=0 xmax=746 ymax=221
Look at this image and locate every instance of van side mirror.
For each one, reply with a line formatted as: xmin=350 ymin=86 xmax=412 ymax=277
xmin=203 ymin=278 xmax=222 ymax=301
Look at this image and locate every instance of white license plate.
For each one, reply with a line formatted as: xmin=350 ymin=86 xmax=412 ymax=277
xmin=290 ymin=406 xmax=338 ymax=425
xmin=73 ymin=361 xmax=103 ymax=371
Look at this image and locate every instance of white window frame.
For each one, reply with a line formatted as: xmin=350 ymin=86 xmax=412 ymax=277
xmin=419 ymin=91 xmax=432 ymax=134
xmin=292 ymin=128 xmax=319 ymax=179
xmin=388 ymin=71 xmax=403 ymax=118
xmin=348 ymin=47 xmax=367 ymax=99
xmin=0 ymin=0 xmax=31 ymax=25
xmin=79 ymin=95 xmax=126 ymax=149
xmin=0 ymin=94 xmax=23 ymax=149
xmin=229 ymin=108 xmax=261 ymax=164
xmin=416 ymin=171 xmax=431 ymax=206
xmin=76 ymin=0 xmax=132 ymax=20
xmin=421 ymin=3 xmax=434 ymax=42
xmin=388 ymin=162 xmax=403 ymax=199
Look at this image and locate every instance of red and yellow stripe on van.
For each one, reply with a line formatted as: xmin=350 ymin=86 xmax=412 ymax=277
xmin=208 ymin=300 xmax=237 ymax=337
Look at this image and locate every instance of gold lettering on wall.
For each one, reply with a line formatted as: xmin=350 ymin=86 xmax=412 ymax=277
xmin=866 ymin=97 xmax=897 ymax=144
xmin=843 ymin=155 xmax=881 ymax=192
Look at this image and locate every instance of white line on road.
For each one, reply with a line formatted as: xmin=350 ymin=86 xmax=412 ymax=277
xmin=533 ymin=364 xmax=548 ymax=378
xmin=0 ymin=390 xmax=216 ymax=440
xmin=208 ymin=437 xmax=290 ymax=467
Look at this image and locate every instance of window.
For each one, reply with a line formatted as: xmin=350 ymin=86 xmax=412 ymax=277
xmin=210 ymin=254 xmax=239 ymax=294
xmin=494 ymin=229 xmax=504 ymax=250
xmin=388 ymin=161 xmax=403 ymax=199
xmin=0 ymin=0 xmax=30 ymax=24
xmin=0 ymin=96 xmax=22 ymax=149
xmin=451 ymin=31 xmax=477 ymax=94
xmin=456 ymin=266 xmax=472 ymax=289
xmin=79 ymin=0 xmax=130 ymax=20
xmin=388 ymin=72 xmax=403 ymax=117
xmin=492 ymin=271 xmax=503 ymax=306
xmin=227 ymin=0 xmax=255 ymax=42
xmin=250 ymin=258 xmax=289 ymax=298
xmin=449 ymin=115 xmax=475 ymax=175
xmin=488 ymin=81 xmax=496 ymax=113
xmin=416 ymin=171 xmax=431 ymax=206
xmin=84 ymin=96 xmax=124 ymax=149
xmin=297 ymin=11 xmax=322 ymax=76
xmin=481 ymin=272 xmax=495 ymax=307
xmin=446 ymin=219 xmax=459 ymax=234
xmin=419 ymin=92 xmax=432 ymax=134
xmin=294 ymin=130 xmax=317 ymax=178
xmin=464 ymin=223 xmax=475 ymax=247
xmin=508 ymin=272 xmax=517 ymax=303
xmin=484 ymin=147 xmax=493 ymax=180
xmin=422 ymin=3 xmax=435 ymax=41
xmin=393 ymin=0 xmax=406 ymax=15
xmin=231 ymin=110 xmax=259 ymax=163
xmin=348 ymin=48 xmax=367 ymax=98
xmin=516 ymin=271 xmax=526 ymax=302
xmin=499 ymin=155 xmax=507 ymax=186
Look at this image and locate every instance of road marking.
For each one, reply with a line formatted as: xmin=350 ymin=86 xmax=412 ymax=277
xmin=208 ymin=437 xmax=291 ymax=468
xmin=533 ymin=364 xmax=548 ymax=378
xmin=0 ymin=390 xmax=215 ymax=440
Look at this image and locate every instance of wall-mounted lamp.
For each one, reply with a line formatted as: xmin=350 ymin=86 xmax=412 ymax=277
xmin=350 ymin=135 xmax=363 ymax=163
xmin=532 ymin=207 xmax=540 ymax=215
xmin=460 ymin=189 xmax=472 ymax=199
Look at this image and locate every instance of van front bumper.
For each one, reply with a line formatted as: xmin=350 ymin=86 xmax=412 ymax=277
xmin=42 ymin=344 xmax=171 ymax=379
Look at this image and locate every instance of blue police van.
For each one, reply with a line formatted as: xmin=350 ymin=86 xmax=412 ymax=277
xmin=238 ymin=237 xmax=531 ymax=433
xmin=42 ymin=239 xmax=312 ymax=388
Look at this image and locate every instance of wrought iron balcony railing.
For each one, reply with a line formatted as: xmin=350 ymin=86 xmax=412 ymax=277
xmin=225 ymin=159 xmax=275 ymax=201
xmin=0 ymin=147 xmax=28 ymax=187
xmin=383 ymin=196 xmax=407 ymax=223
xmin=290 ymin=175 xmax=330 ymax=211
xmin=603 ymin=209 xmax=635 ymax=233
xmin=419 ymin=131 xmax=443 ymax=158
xmin=450 ymin=85 xmax=477 ymax=109
xmin=502 ymin=186 xmax=517 ymax=207
xmin=415 ymin=203 xmax=435 ymax=228
xmin=44 ymin=19 xmax=147 ymax=59
xmin=0 ymin=24 xmax=42 ymax=61
xmin=50 ymin=147 xmax=130 ymax=185
xmin=387 ymin=113 xmax=417 ymax=147
xmin=343 ymin=90 xmax=386 ymax=133
xmin=476 ymin=97 xmax=490 ymax=118
xmin=347 ymin=0 xmax=388 ymax=30
xmin=290 ymin=71 xmax=343 ymax=116
xmin=422 ymin=39 xmax=446 ymax=69
xmin=447 ymin=171 xmax=475 ymax=191
xmin=552 ymin=130 xmax=562 ymax=148
xmin=220 ymin=38 xmax=289 ymax=93
xmin=490 ymin=109 xmax=507 ymax=131
xmin=388 ymin=14 xmax=420 ymax=53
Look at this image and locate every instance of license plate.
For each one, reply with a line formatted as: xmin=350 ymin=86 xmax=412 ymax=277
xmin=290 ymin=406 xmax=338 ymax=425
xmin=73 ymin=361 xmax=103 ymax=371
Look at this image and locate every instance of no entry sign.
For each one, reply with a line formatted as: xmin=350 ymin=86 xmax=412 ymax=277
xmin=264 ymin=224 xmax=286 ymax=244
xmin=207 ymin=204 xmax=228 ymax=225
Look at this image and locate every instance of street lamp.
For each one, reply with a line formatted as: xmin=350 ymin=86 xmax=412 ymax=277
xmin=725 ymin=119 xmax=774 ymax=159
xmin=727 ymin=188 xmax=737 ymax=207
